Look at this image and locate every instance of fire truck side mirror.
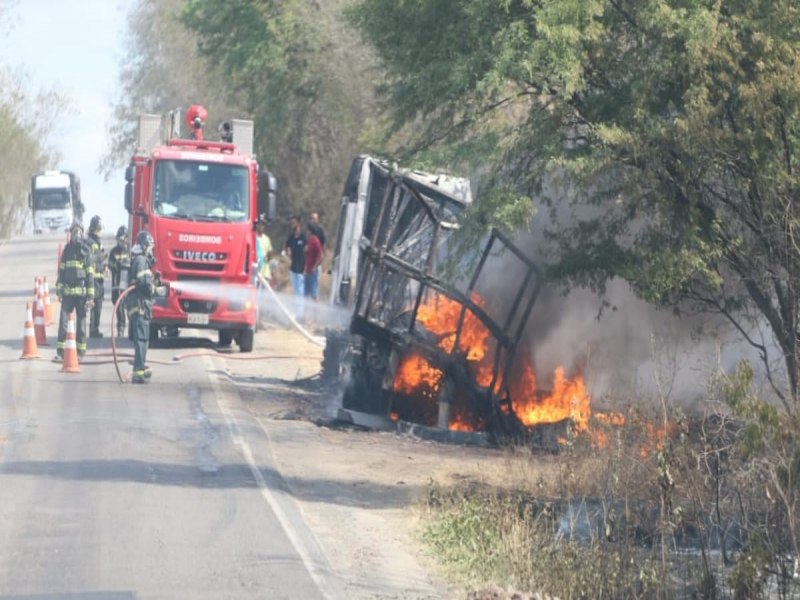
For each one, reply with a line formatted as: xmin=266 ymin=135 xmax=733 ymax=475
xmin=257 ymin=169 xmax=277 ymax=223
xmin=124 ymin=183 xmax=133 ymax=213
xmin=124 ymin=165 xmax=135 ymax=213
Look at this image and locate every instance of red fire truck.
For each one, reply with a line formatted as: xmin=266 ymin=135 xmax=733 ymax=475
xmin=124 ymin=105 xmax=276 ymax=352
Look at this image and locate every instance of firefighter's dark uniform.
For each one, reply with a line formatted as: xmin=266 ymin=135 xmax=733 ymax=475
xmin=56 ymin=239 xmax=95 ymax=358
xmin=88 ymin=231 xmax=106 ymax=337
xmin=127 ymin=250 xmax=154 ymax=383
xmin=108 ymin=242 xmax=130 ymax=336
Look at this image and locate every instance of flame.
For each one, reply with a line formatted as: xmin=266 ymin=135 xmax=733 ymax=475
xmin=391 ymin=291 xmax=627 ymax=443
xmin=448 ymin=415 xmax=474 ymax=431
xmin=511 ymin=364 xmax=592 ymax=433
xmin=393 ymin=353 xmax=443 ymax=397
xmin=638 ymin=420 xmax=679 ymax=457
xmin=594 ymin=412 xmax=626 ymax=426
xmin=417 ymin=293 xmax=489 ymax=361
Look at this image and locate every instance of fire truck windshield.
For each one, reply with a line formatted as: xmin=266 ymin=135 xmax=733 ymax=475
xmin=32 ymin=190 xmax=70 ymax=210
xmin=152 ymin=160 xmax=250 ymax=222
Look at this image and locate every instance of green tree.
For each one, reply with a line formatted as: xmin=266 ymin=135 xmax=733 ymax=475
xmin=107 ymin=0 xmax=377 ymax=237
xmin=350 ymin=0 xmax=800 ymax=406
xmin=180 ymin=0 xmax=377 ymax=231
xmin=0 ymin=66 xmax=68 ymax=237
xmin=102 ymin=0 xmax=244 ymax=176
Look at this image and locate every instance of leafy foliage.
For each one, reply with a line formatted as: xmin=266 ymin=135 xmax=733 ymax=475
xmin=102 ymin=0 xmax=243 ymax=176
xmin=106 ymin=0 xmax=378 ymax=238
xmin=350 ymin=0 xmax=800 ymax=402
xmin=180 ymin=0 xmax=378 ymax=228
xmin=0 ymin=66 xmax=68 ymax=237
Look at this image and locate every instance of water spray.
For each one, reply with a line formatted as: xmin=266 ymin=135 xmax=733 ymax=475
xmin=109 ymin=281 xmax=318 ymax=384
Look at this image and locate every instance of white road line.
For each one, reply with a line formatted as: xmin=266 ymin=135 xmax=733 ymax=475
xmin=205 ymin=357 xmax=341 ymax=600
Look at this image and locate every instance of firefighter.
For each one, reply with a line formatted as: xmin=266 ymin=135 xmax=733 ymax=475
xmin=55 ymin=221 xmax=95 ymax=361
xmin=87 ymin=215 xmax=107 ymax=338
xmin=108 ymin=225 xmax=131 ymax=337
xmin=127 ymin=230 xmax=164 ymax=384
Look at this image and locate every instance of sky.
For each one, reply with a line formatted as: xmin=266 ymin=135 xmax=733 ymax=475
xmin=0 ymin=0 xmax=135 ymax=232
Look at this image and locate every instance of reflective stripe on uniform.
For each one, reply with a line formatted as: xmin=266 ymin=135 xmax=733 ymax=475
xmin=62 ymin=286 xmax=88 ymax=295
xmin=136 ymin=269 xmax=152 ymax=280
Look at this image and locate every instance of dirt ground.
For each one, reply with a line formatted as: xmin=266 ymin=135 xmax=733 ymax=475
xmin=222 ymin=320 xmax=539 ymax=600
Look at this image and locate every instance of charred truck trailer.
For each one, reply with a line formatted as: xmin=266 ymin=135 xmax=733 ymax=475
xmin=326 ymin=157 xmax=544 ymax=442
xmin=29 ymin=170 xmax=84 ymax=234
xmin=328 ymin=156 xmax=474 ymax=309
xmin=124 ymin=105 xmax=277 ymax=352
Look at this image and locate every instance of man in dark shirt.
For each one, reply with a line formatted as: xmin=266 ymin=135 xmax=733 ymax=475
xmin=284 ymin=216 xmax=306 ymax=320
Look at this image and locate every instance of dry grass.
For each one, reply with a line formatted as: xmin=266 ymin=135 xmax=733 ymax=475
xmin=417 ymin=392 xmax=800 ymax=599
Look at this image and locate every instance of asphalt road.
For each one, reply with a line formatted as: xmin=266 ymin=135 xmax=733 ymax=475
xmin=0 ymin=234 xmax=338 ymax=599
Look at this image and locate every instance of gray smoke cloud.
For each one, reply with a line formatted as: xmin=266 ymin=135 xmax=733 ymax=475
xmin=461 ymin=202 xmax=787 ymax=407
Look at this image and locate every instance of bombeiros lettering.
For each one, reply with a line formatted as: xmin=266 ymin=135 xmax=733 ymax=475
xmin=178 ymin=233 xmax=222 ymax=244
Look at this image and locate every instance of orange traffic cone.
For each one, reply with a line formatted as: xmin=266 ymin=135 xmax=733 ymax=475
xmin=34 ymin=276 xmax=41 ymax=299
xmin=33 ymin=294 xmax=48 ymax=346
xmin=43 ymin=277 xmax=54 ymax=325
xmin=20 ymin=302 xmax=39 ymax=359
xmin=60 ymin=312 xmax=80 ymax=373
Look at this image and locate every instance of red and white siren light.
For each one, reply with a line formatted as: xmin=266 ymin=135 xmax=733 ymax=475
xmin=185 ymin=105 xmax=208 ymax=141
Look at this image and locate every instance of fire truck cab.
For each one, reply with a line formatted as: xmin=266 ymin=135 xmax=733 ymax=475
xmin=124 ymin=105 xmax=276 ymax=351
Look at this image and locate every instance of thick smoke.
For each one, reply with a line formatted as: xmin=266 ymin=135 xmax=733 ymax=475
xmin=465 ymin=206 xmax=786 ymax=407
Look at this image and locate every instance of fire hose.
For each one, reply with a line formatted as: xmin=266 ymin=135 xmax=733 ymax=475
xmin=109 ymin=284 xmax=317 ymax=384
xmin=255 ymin=273 xmax=325 ymax=347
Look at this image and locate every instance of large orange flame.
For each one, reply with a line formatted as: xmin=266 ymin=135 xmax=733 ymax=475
xmin=392 ymin=292 xmax=622 ymax=441
xmin=511 ymin=364 xmax=591 ymax=433
xmin=393 ymin=353 xmax=442 ymax=397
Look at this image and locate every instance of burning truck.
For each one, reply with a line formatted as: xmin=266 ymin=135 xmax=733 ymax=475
xmin=325 ymin=157 xmax=597 ymax=447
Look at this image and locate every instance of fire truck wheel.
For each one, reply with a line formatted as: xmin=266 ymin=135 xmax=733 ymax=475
xmin=218 ymin=330 xmax=233 ymax=347
xmin=237 ymin=328 xmax=254 ymax=353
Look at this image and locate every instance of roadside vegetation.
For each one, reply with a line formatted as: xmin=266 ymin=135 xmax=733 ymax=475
xmin=420 ymin=362 xmax=800 ymax=598
xmin=0 ymin=7 xmax=69 ymax=238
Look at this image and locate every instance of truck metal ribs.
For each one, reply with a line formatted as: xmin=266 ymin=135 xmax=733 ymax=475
xmin=334 ymin=162 xmax=543 ymax=442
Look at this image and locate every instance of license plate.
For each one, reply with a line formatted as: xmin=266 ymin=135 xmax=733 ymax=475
xmin=187 ymin=313 xmax=209 ymax=325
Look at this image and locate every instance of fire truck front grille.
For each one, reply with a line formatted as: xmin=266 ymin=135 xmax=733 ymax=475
xmin=179 ymin=299 xmax=218 ymax=314
xmin=174 ymin=261 xmax=225 ymax=272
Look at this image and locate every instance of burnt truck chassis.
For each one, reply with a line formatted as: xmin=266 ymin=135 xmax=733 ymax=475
xmin=332 ymin=165 xmax=545 ymax=442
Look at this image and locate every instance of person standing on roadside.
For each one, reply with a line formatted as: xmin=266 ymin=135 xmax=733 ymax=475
xmin=309 ymin=212 xmax=326 ymax=296
xmin=309 ymin=211 xmax=326 ymax=249
xmin=304 ymin=223 xmax=323 ymax=303
xmin=87 ymin=215 xmax=107 ymax=338
xmin=55 ymin=221 xmax=95 ymax=361
xmin=108 ymin=225 xmax=131 ymax=337
xmin=255 ymin=219 xmax=273 ymax=284
xmin=127 ymin=231 xmax=163 ymax=384
xmin=284 ymin=216 xmax=306 ymax=320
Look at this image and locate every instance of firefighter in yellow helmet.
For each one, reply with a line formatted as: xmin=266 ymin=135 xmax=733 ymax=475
xmin=108 ymin=225 xmax=130 ymax=337
xmin=55 ymin=221 xmax=95 ymax=360
xmin=127 ymin=230 xmax=166 ymax=383
xmin=87 ymin=215 xmax=107 ymax=337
